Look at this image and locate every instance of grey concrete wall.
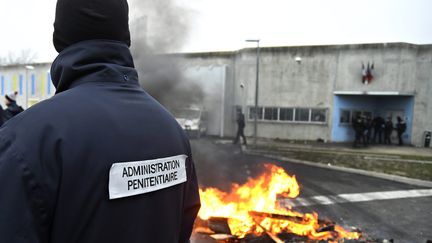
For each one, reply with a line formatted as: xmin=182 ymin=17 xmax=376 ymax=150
xmin=234 ymin=47 xmax=336 ymax=140
xmin=413 ymin=46 xmax=432 ymax=146
xmin=334 ymin=43 xmax=418 ymax=93
xmin=178 ymin=53 xmax=237 ymax=137
xmin=179 ymin=43 xmax=432 ymax=144
xmin=182 ymin=65 xmax=230 ymax=137
xmin=332 ymin=43 xmax=431 ymax=146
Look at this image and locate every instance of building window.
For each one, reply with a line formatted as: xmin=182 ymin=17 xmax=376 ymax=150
xmin=264 ymin=107 xmax=278 ymax=121
xmin=295 ymin=108 xmax=310 ymax=122
xmin=249 ymin=106 xmax=263 ymax=120
xmin=352 ymin=110 xmax=362 ymax=123
xmin=311 ymin=109 xmax=326 ymax=122
xmin=247 ymin=106 xmax=326 ymax=124
xmin=341 ymin=109 xmax=373 ymax=124
xmin=340 ymin=110 xmax=351 ymax=124
xmin=363 ymin=111 xmax=372 ymax=119
xmin=280 ymin=108 xmax=294 ymax=121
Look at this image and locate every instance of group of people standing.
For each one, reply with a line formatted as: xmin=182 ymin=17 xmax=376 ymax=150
xmin=0 ymin=91 xmax=24 ymax=126
xmin=353 ymin=115 xmax=407 ymax=147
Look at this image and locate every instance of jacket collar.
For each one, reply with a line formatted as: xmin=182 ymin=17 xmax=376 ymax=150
xmin=50 ymin=40 xmax=139 ymax=94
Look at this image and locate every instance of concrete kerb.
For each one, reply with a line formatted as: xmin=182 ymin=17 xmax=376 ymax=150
xmin=251 ymin=138 xmax=432 ymax=158
xmin=243 ymin=148 xmax=432 ymax=188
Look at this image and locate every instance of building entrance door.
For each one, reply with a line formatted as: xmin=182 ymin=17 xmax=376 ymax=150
xmin=332 ymin=94 xmax=413 ymax=144
xmin=385 ymin=110 xmax=404 ymax=144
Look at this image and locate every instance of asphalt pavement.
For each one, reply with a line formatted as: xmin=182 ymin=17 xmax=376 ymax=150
xmin=190 ymin=137 xmax=432 ymax=243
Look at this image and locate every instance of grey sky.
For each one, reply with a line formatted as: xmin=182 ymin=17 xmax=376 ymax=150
xmin=0 ymin=0 xmax=431 ymax=63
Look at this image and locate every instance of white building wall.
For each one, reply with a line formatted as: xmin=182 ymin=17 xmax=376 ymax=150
xmin=0 ymin=63 xmax=55 ymax=109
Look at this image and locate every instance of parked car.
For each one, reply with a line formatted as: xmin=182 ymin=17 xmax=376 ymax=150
xmin=173 ymin=107 xmax=207 ymax=138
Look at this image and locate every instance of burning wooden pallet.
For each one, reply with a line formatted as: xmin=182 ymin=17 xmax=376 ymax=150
xmin=194 ymin=164 xmax=367 ymax=242
xmin=193 ymin=212 xmax=365 ymax=243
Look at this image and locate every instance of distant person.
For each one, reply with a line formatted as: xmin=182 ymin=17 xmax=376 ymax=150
xmin=352 ymin=115 xmax=366 ymax=147
xmin=364 ymin=116 xmax=372 ymax=145
xmin=396 ymin=116 xmax=407 ymax=146
xmin=373 ymin=116 xmax=385 ymax=144
xmin=233 ymin=110 xmax=247 ymax=145
xmin=3 ymin=91 xmax=24 ymax=121
xmin=384 ymin=117 xmax=393 ymax=145
xmin=0 ymin=104 xmax=4 ymax=126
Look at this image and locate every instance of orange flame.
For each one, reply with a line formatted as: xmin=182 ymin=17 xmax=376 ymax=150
xmin=198 ymin=164 xmax=360 ymax=241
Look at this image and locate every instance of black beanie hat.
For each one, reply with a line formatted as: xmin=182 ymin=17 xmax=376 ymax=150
xmin=53 ymin=0 xmax=131 ymax=53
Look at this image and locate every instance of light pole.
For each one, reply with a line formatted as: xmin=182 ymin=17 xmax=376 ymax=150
xmin=25 ymin=65 xmax=34 ymax=109
xmin=246 ymin=39 xmax=260 ymax=145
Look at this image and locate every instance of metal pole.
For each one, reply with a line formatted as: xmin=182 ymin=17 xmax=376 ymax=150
xmin=254 ymin=41 xmax=260 ymax=145
xmin=25 ymin=69 xmax=28 ymax=109
xmin=25 ymin=65 xmax=34 ymax=109
xmin=245 ymin=39 xmax=260 ymax=146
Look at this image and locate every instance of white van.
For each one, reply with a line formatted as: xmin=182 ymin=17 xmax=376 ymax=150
xmin=173 ymin=108 xmax=207 ymax=138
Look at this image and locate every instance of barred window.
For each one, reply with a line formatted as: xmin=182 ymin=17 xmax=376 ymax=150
xmin=264 ymin=107 xmax=278 ymax=120
xmin=279 ymin=108 xmax=294 ymax=121
xmin=342 ymin=109 xmax=373 ymax=124
xmin=249 ymin=107 xmax=263 ymax=120
xmin=295 ymin=108 xmax=310 ymax=122
xmin=247 ymin=106 xmax=327 ymax=124
xmin=311 ymin=109 xmax=326 ymax=122
xmin=352 ymin=110 xmax=362 ymax=123
xmin=340 ymin=110 xmax=351 ymax=124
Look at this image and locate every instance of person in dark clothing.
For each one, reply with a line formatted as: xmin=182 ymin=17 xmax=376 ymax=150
xmin=373 ymin=116 xmax=385 ymax=144
xmin=363 ymin=116 xmax=372 ymax=145
xmin=352 ymin=115 xmax=366 ymax=147
xmin=0 ymin=104 xmax=4 ymax=126
xmin=0 ymin=1 xmax=200 ymax=243
xmin=396 ymin=116 xmax=407 ymax=146
xmin=233 ymin=110 xmax=247 ymax=145
xmin=3 ymin=91 xmax=24 ymax=121
xmin=384 ymin=117 xmax=393 ymax=145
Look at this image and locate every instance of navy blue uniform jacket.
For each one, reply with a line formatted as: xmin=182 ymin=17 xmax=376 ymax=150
xmin=0 ymin=40 xmax=200 ymax=243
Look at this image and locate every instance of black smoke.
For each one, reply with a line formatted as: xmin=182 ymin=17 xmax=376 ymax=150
xmin=128 ymin=0 xmax=204 ymax=111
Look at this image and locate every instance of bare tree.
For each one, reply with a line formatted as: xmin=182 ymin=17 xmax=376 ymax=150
xmin=0 ymin=49 xmax=38 ymax=66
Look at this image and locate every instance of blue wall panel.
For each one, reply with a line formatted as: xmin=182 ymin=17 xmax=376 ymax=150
xmin=332 ymin=95 xmax=414 ymax=143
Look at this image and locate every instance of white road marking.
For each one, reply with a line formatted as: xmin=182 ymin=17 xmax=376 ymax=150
xmin=280 ymin=189 xmax=432 ymax=207
xmin=215 ymin=139 xmax=235 ymax=145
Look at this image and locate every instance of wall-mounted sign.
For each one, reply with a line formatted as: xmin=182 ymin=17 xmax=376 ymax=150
xmin=361 ymin=62 xmax=374 ymax=85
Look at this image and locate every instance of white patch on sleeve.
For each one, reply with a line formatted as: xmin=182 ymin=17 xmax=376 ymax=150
xmin=109 ymin=154 xmax=188 ymax=200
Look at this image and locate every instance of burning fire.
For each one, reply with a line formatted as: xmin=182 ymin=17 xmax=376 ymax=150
xmin=198 ymin=164 xmax=361 ymax=241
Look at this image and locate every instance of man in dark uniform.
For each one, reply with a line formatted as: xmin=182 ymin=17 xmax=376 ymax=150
xmin=363 ymin=116 xmax=372 ymax=145
xmin=384 ymin=117 xmax=393 ymax=145
xmin=3 ymin=91 xmax=24 ymax=121
xmin=396 ymin=116 xmax=407 ymax=146
xmin=233 ymin=110 xmax=247 ymax=145
xmin=0 ymin=0 xmax=200 ymax=242
xmin=0 ymin=104 xmax=4 ymax=126
xmin=352 ymin=115 xmax=365 ymax=147
xmin=372 ymin=116 xmax=385 ymax=144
